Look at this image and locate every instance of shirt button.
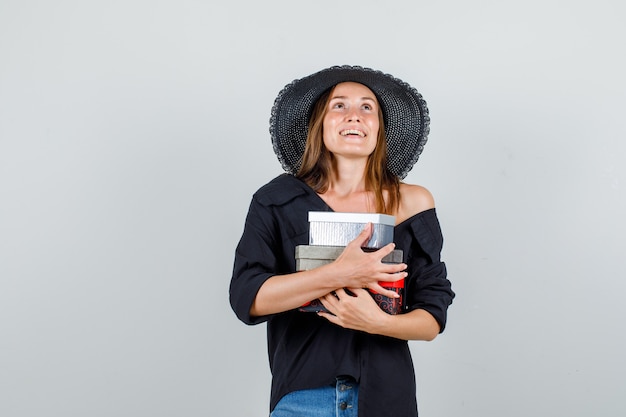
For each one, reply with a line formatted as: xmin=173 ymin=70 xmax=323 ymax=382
xmin=339 ymin=402 xmax=348 ymax=410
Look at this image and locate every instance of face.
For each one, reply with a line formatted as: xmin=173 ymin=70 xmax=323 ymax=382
xmin=322 ymin=82 xmax=380 ymax=160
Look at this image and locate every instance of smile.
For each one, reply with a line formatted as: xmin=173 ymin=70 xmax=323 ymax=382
xmin=340 ymin=129 xmax=366 ymax=137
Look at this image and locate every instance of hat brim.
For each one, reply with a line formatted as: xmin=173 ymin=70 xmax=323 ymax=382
xmin=270 ymin=65 xmax=430 ymax=179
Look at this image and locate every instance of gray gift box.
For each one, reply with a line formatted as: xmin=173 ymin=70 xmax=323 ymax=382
xmin=308 ymin=212 xmax=395 ymax=249
xmin=295 ymin=245 xmax=403 ymax=271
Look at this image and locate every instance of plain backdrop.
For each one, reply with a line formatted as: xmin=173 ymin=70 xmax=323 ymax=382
xmin=1 ymin=1 xmax=625 ymax=416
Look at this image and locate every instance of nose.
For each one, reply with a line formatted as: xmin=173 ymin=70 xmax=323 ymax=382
xmin=346 ymin=108 xmax=361 ymax=122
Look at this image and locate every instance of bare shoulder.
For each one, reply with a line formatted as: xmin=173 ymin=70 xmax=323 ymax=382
xmin=396 ymin=183 xmax=435 ymax=223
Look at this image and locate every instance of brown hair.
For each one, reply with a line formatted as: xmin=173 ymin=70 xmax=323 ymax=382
xmin=296 ymin=85 xmax=400 ymax=215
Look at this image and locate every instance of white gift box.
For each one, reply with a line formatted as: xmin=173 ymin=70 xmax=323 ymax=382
xmin=308 ymin=211 xmax=395 ymax=249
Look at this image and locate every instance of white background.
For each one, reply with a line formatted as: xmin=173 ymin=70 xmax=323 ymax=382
xmin=1 ymin=1 xmax=625 ymax=416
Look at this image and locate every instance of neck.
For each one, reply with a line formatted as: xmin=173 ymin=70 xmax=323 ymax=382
xmin=327 ymin=158 xmax=368 ymax=195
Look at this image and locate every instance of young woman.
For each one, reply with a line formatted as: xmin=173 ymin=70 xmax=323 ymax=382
xmin=230 ymin=65 xmax=455 ymax=417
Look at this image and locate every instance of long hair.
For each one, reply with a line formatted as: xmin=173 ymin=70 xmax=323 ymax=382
xmin=296 ymin=85 xmax=400 ymax=215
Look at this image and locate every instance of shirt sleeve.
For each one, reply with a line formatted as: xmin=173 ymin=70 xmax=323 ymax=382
xmin=403 ymin=209 xmax=455 ymax=332
xmin=229 ymin=198 xmax=280 ymax=325
xmin=230 ymin=175 xmax=311 ymax=325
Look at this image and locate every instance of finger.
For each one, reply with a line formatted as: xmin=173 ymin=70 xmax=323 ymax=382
xmin=320 ymin=293 xmax=339 ymax=310
xmin=334 ymin=288 xmax=350 ymax=299
xmin=348 ymin=223 xmax=373 ymax=248
xmin=379 ymin=268 xmax=408 ymax=282
xmin=374 ymin=241 xmax=397 ymax=258
xmin=321 ymin=293 xmax=336 ymax=303
xmin=347 ymin=288 xmax=369 ymax=296
xmin=369 ymin=283 xmax=401 ymax=299
xmin=317 ymin=310 xmax=339 ymax=323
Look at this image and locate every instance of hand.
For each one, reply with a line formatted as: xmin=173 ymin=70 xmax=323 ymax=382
xmin=317 ymin=288 xmax=388 ymax=333
xmin=331 ymin=223 xmax=407 ymax=299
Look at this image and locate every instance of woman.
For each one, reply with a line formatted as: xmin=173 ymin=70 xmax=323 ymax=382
xmin=230 ymin=65 xmax=455 ymax=417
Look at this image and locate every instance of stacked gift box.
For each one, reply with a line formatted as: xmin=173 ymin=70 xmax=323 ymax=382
xmin=296 ymin=212 xmax=404 ymax=315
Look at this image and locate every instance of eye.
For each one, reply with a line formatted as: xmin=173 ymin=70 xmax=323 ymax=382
xmin=362 ymin=104 xmax=372 ymax=111
xmin=333 ymin=102 xmax=345 ymax=109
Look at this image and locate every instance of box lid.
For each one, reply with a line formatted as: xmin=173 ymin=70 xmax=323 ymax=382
xmin=308 ymin=211 xmax=395 ymax=226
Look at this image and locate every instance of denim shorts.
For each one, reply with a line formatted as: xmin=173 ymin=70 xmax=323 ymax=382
xmin=270 ymin=376 xmax=359 ymax=417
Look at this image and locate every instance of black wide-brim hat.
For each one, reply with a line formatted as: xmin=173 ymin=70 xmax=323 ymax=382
xmin=269 ymin=65 xmax=430 ymax=179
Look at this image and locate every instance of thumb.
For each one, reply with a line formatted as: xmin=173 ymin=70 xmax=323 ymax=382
xmin=351 ymin=222 xmax=373 ymax=248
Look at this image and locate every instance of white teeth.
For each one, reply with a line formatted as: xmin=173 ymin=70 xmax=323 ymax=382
xmin=340 ymin=129 xmax=365 ymax=137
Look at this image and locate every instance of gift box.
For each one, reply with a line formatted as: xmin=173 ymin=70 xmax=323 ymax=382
xmin=295 ymin=245 xmax=403 ymax=270
xmin=308 ymin=212 xmax=395 ymax=249
xmin=296 ymin=244 xmax=404 ymax=315
xmin=368 ymin=279 xmax=404 ymax=316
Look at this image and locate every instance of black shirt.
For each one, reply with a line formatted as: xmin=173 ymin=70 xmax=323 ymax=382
xmin=230 ymin=174 xmax=454 ymax=417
